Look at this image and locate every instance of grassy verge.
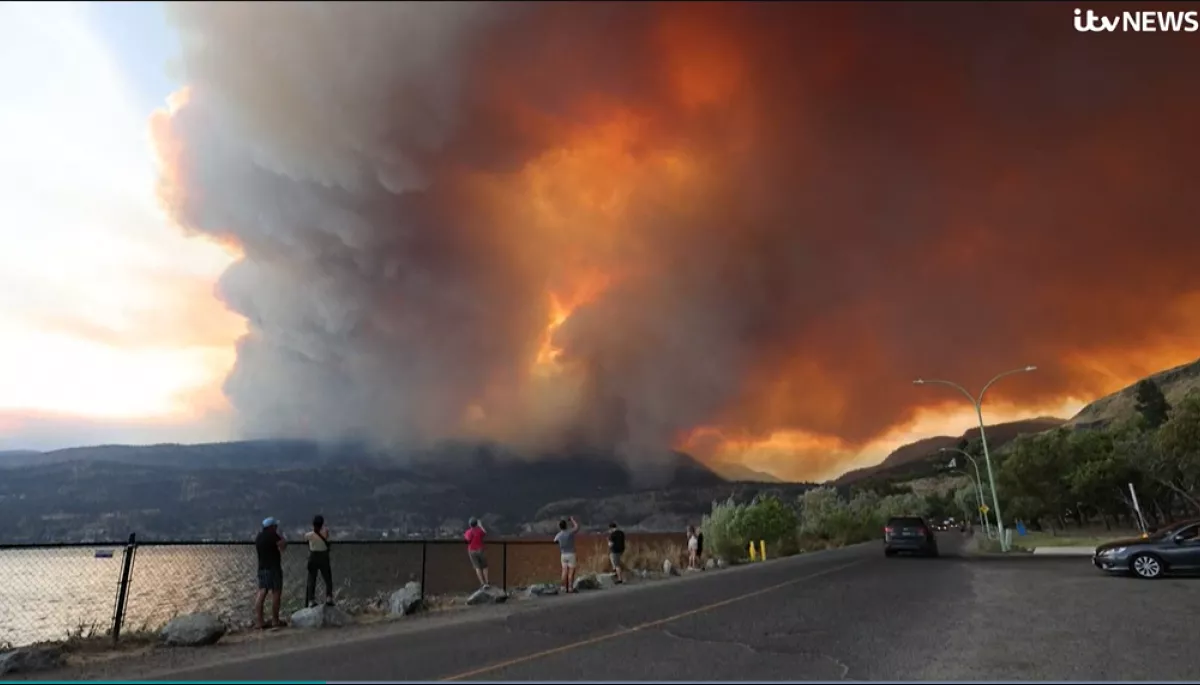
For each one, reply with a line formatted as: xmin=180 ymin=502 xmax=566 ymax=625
xmin=1015 ymin=531 xmax=1135 ymax=549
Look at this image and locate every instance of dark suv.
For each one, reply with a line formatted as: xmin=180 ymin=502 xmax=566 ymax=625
xmin=1093 ymin=519 xmax=1200 ymax=579
xmin=884 ymin=516 xmax=939 ymax=557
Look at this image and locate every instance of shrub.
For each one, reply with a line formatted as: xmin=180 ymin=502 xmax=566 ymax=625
xmin=701 ymin=497 xmax=749 ymax=562
xmin=798 ymin=487 xmax=888 ymax=547
xmin=737 ymin=495 xmax=800 ymax=557
xmin=700 ymin=495 xmax=800 ymax=561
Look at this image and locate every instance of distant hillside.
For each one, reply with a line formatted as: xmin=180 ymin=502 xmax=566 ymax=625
xmin=523 ymin=482 xmax=816 ymax=535
xmin=0 ymin=439 xmax=738 ymax=543
xmin=707 ymin=461 xmax=784 ymax=483
xmin=1067 ymin=356 xmax=1200 ymax=429
xmin=833 ymin=417 xmax=1067 ymax=485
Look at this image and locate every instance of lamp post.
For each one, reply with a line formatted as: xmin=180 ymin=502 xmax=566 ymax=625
xmin=914 ymin=365 xmax=1037 ymax=552
xmin=941 ymin=447 xmax=990 ymax=538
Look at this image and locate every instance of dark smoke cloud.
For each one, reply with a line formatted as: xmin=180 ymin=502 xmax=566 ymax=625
xmin=154 ymin=1 xmax=1200 ymax=478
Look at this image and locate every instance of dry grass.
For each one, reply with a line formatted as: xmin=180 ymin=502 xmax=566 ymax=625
xmin=39 ymin=620 xmax=160 ymax=655
xmin=577 ymin=538 xmax=687 ymax=576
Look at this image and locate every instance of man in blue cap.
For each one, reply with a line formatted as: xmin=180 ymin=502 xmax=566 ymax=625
xmin=255 ymin=517 xmax=287 ymax=629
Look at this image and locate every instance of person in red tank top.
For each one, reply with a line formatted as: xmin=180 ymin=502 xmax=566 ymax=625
xmin=464 ymin=517 xmax=490 ymax=589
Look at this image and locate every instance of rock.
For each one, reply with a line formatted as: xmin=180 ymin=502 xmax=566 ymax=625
xmin=663 ymin=559 xmax=680 ymax=576
xmin=636 ymin=569 xmax=651 ymax=579
xmin=526 ymin=583 xmax=559 ymax=598
xmin=716 ymin=558 xmax=729 ymax=569
xmin=573 ymin=574 xmax=601 ymax=591
xmin=596 ymin=573 xmax=618 ymax=588
xmin=289 ymin=604 xmax=351 ymax=629
xmin=160 ymin=613 xmax=227 ymax=647
xmin=389 ymin=582 xmax=424 ymax=616
xmin=0 ymin=645 xmax=65 ymax=675
xmin=705 ymin=558 xmax=717 ymax=570
xmin=467 ymin=588 xmax=497 ymax=605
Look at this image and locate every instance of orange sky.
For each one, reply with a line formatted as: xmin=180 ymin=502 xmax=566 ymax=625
xmin=8 ymin=3 xmax=1200 ymax=483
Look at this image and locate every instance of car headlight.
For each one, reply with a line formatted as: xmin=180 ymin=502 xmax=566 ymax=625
xmin=1100 ymin=547 xmax=1126 ymax=556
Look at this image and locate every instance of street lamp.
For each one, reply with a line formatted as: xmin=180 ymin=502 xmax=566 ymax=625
xmin=940 ymin=447 xmax=991 ymax=538
xmin=914 ymin=365 xmax=1037 ymax=552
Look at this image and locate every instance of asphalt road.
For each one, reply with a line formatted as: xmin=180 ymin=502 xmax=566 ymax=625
xmin=46 ymin=534 xmax=1200 ymax=681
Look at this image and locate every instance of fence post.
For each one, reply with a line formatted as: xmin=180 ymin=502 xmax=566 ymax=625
xmin=111 ymin=533 xmax=137 ymax=644
xmin=419 ymin=541 xmax=427 ymax=600
xmin=501 ymin=542 xmax=508 ymax=593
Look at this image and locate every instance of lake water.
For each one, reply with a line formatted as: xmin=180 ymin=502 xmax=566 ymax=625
xmin=0 ymin=532 xmax=684 ymax=648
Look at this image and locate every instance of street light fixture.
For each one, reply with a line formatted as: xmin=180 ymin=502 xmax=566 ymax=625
xmin=940 ymin=447 xmax=991 ymax=538
xmin=913 ymin=365 xmax=1037 ymax=552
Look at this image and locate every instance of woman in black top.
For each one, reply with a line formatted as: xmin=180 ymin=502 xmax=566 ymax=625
xmin=305 ymin=515 xmax=334 ymax=607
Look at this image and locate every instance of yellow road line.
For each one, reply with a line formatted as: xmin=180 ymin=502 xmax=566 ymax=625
xmin=440 ymin=559 xmax=864 ymax=681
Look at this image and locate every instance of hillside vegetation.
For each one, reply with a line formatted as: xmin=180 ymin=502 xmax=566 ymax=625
xmin=836 ymin=356 xmax=1200 ymax=487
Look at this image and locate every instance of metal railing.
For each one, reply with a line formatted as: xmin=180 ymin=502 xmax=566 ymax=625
xmin=0 ymin=535 xmax=582 ymax=648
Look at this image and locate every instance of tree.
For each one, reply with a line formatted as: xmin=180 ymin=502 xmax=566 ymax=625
xmin=1152 ymin=390 xmax=1200 ymax=513
xmin=1134 ymin=379 xmax=1171 ymax=430
xmin=997 ymin=430 xmax=1075 ymax=529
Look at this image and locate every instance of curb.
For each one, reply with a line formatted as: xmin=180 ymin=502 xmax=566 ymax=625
xmin=1030 ymin=546 xmax=1095 ymax=557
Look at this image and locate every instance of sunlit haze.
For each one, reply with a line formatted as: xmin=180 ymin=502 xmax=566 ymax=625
xmin=0 ymin=2 xmax=242 ymax=449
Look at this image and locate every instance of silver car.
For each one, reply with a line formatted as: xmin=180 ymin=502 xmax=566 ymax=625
xmin=1093 ymin=519 xmax=1200 ymax=579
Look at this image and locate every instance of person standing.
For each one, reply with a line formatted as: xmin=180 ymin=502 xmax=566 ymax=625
xmin=686 ymin=525 xmax=699 ymax=570
xmin=304 ymin=515 xmax=334 ymax=607
xmin=555 ymin=516 xmax=580 ymax=593
xmin=464 ymin=517 xmax=490 ymax=589
xmin=695 ymin=527 xmax=705 ymax=568
xmin=255 ymin=517 xmax=287 ymax=629
xmin=607 ymin=522 xmax=626 ymax=584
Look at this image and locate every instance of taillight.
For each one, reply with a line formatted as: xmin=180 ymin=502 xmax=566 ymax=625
xmin=917 ymin=527 xmax=928 ymax=536
xmin=884 ymin=526 xmax=893 ymax=535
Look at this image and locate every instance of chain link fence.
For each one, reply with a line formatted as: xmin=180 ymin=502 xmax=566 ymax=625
xmin=0 ymin=537 xmax=573 ymax=648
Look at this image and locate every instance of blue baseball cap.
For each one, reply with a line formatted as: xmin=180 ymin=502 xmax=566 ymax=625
xmin=262 ymin=517 xmax=278 ymax=528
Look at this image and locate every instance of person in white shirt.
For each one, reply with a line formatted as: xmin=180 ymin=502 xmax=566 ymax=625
xmin=687 ymin=525 xmax=699 ymax=569
xmin=304 ymin=515 xmax=334 ymax=607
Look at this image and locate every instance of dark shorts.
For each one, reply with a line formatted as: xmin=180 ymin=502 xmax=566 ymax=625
xmin=257 ymin=568 xmax=283 ymax=591
xmin=468 ymin=550 xmax=487 ymax=570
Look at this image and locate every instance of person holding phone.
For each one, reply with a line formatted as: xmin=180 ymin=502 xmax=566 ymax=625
xmin=255 ymin=517 xmax=287 ymax=629
xmin=305 ymin=514 xmax=334 ymax=607
xmin=464 ymin=517 xmax=490 ymax=589
xmin=554 ymin=516 xmax=580 ymax=593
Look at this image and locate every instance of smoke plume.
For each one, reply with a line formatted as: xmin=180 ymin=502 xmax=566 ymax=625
xmin=153 ymin=2 xmax=1200 ymax=479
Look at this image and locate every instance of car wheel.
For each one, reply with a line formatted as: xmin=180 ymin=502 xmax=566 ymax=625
xmin=884 ymin=548 xmax=896 ymax=558
xmin=1130 ymin=553 xmax=1164 ymax=579
xmin=927 ymin=547 xmax=939 ymax=558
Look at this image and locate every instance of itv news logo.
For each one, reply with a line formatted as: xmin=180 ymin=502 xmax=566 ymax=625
xmin=1073 ymin=8 xmax=1200 ymax=32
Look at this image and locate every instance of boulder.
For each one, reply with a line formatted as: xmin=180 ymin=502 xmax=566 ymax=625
xmin=160 ymin=613 xmax=227 ymax=647
xmin=467 ymin=588 xmax=498 ymax=606
xmin=716 ymin=558 xmax=729 ymax=569
xmin=289 ymin=604 xmax=351 ymax=629
xmin=705 ymin=558 xmax=717 ymax=570
xmin=389 ymin=582 xmax=424 ymax=616
xmin=0 ymin=645 xmax=65 ymax=675
xmin=663 ymin=559 xmax=680 ymax=576
xmin=572 ymin=574 xmax=601 ymax=591
xmin=525 ymin=583 xmax=559 ymax=598
xmin=596 ymin=573 xmax=618 ymax=589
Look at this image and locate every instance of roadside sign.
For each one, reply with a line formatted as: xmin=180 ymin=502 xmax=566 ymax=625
xmin=979 ymin=504 xmax=990 ymax=514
